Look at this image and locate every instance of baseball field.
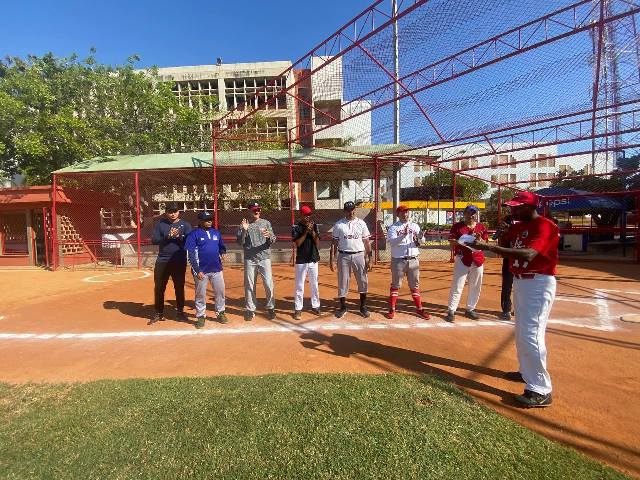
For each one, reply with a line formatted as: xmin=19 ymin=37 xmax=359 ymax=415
xmin=0 ymin=259 xmax=638 ymax=478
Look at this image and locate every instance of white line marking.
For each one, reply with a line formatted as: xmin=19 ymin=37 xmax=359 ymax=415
xmin=595 ymin=289 xmax=612 ymax=330
xmin=82 ymin=271 xmax=151 ymax=283
xmin=598 ymin=289 xmax=640 ymax=295
xmin=0 ymin=314 xmax=623 ymax=341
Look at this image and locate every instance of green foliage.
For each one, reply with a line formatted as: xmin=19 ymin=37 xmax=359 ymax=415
xmin=216 ymin=114 xmax=287 ymax=152
xmin=483 ymin=188 xmax=517 ymax=228
xmin=233 ymin=182 xmax=291 ymax=212
xmin=0 ymin=52 xmax=208 ymax=185
xmin=0 ymin=375 xmax=628 ymax=479
xmin=421 ymin=170 xmax=489 ymax=201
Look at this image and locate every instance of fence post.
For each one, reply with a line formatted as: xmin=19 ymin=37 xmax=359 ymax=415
xmin=636 ymin=193 xmax=640 ymax=264
xmin=212 ymin=136 xmax=219 ymax=230
xmin=287 ymin=130 xmax=296 ymax=263
xmin=134 ymin=172 xmax=142 ymax=270
xmin=450 ymin=172 xmax=457 ymax=263
xmin=374 ymin=157 xmax=380 ymax=264
xmin=452 ymin=172 xmax=457 ymax=222
xmin=51 ymin=174 xmax=58 ymax=270
xmin=497 ymin=185 xmax=502 ymax=225
xmin=42 ymin=206 xmax=50 ymax=269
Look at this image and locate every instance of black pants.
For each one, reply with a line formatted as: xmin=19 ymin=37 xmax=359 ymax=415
xmin=500 ymin=258 xmax=513 ymax=314
xmin=154 ymin=261 xmax=186 ymax=314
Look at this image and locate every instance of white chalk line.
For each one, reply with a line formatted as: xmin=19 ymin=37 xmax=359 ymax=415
xmin=0 ymin=313 xmax=625 ymax=341
xmin=82 ymin=271 xmax=151 ymax=283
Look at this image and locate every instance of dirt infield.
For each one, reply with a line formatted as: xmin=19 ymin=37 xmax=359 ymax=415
xmin=0 ymin=260 xmax=639 ymax=477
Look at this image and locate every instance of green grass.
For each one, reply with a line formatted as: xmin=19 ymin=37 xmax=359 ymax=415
xmin=0 ymin=374 xmax=629 ymax=479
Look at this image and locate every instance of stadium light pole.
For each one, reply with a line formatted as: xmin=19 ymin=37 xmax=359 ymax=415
xmin=392 ymin=0 xmax=401 ymax=220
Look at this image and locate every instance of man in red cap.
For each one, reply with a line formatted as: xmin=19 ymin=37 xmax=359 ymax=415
xmin=291 ymin=205 xmax=321 ymax=320
xmin=446 ymin=204 xmax=488 ymax=322
xmin=469 ymin=191 xmax=559 ymax=408
xmin=385 ymin=205 xmax=430 ymax=319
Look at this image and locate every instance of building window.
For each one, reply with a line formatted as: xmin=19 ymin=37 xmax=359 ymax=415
xmin=224 ymin=76 xmax=287 ymax=111
xmin=414 ymin=177 xmax=422 ymax=187
xmin=301 ymin=182 xmax=313 ymax=193
xmin=316 ymin=181 xmax=340 ymax=200
xmin=491 ymin=175 xmax=498 ymax=183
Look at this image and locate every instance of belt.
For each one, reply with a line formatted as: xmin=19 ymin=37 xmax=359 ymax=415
xmin=394 ymin=256 xmax=417 ymax=260
xmin=513 ymin=273 xmax=535 ymax=279
xmin=338 ymin=250 xmax=363 ymax=254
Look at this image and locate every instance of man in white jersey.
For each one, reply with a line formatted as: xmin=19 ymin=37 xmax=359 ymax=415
xmin=329 ymin=201 xmax=372 ymax=318
xmin=385 ymin=205 xmax=430 ymax=320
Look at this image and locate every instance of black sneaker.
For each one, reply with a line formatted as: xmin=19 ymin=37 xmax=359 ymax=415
xmin=148 ymin=313 xmax=163 ymax=325
xmin=359 ymin=307 xmax=370 ymax=318
xmin=311 ymin=307 xmax=321 ymax=315
xmin=176 ymin=311 xmax=188 ymax=322
xmin=217 ymin=311 xmax=228 ymax=324
xmin=445 ymin=310 xmax=455 ymax=323
xmin=267 ymin=309 xmax=276 ymax=320
xmin=293 ymin=310 xmax=302 ymax=320
xmin=335 ymin=307 xmax=347 ymax=319
xmin=195 ymin=317 xmax=206 ymax=329
xmin=499 ymin=312 xmax=512 ymax=321
xmin=465 ymin=309 xmax=480 ymax=320
xmin=504 ymin=371 xmax=525 ymax=383
xmin=515 ymin=389 xmax=552 ymax=408
xmin=244 ymin=311 xmax=255 ymax=322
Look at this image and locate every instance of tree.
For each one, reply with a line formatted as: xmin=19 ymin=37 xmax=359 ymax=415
xmin=0 ymin=52 xmax=207 ymax=184
xmin=421 ymin=170 xmax=488 ymax=201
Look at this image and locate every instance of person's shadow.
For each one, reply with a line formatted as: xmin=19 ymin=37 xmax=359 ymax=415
xmin=103 ymin=301 xmax=197 ymax=326
xmin=299 ymin=330 xmax=517 ymax=405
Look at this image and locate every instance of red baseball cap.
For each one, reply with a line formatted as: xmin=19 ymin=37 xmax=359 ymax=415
xmin=504 ymin=191 xmax=539 ymax=207
xmin=300 ymin=205 xmax=313 ymax=216
xmin=247 ymin=201 xmax=261 ymax=212
xmin=396 ymin=204 xmax=409 ymax=213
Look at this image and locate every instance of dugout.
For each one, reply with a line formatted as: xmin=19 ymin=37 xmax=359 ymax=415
xmin=51 ymin=145 xmax=441 ymax=269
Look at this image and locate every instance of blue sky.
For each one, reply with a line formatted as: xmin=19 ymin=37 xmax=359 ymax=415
xmin=1 ymin=0 xmax=372 ymax=67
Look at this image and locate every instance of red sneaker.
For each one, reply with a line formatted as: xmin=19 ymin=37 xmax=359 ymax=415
xmin=384 ymin=310 xmax=395 ymax=319
xmin=416 ymin=309 xmax=431 ymax=320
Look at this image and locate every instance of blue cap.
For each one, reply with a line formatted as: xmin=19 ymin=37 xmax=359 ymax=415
xmin=464 ymin=205 xmax=479 ymax=213
xmin=197 ymin=211 xmax=213 ymax=221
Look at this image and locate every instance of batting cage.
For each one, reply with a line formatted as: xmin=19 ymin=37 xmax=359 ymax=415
xmin=47 ymin=0 xmax=640 ymax=269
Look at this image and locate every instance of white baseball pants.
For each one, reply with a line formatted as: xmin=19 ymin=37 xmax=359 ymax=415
xmin=448 ymin=256 xmax=483 ymax=311
xmin=294 ymin=262 xmax=320 ymax=311
xmin=513 ymin=274 xmax=556 ymax=395
xmin=193 ymin=271 xmax=225 ymax=317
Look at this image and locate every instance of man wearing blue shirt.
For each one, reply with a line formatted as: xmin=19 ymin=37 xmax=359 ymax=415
xmin=186 ymin=211 xmax=227 ymax=328
xmin=150 ymin=202 xmax=192 ymax=325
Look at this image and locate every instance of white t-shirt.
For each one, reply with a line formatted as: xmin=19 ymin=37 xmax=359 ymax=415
xmin=332 ymin=217 xmax=370 ymax=252
xmin=387 ymin=221 xmax=422 ymax=259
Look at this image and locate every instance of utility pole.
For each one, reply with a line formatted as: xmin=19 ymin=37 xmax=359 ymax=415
xmin=392 ymin=0 xmax=401 ymax=219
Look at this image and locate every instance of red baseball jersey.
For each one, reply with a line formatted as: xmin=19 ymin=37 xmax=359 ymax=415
xmin=449 ymin=221 xmax=489 ymax=267
xmin=507 ymin=216 xmax=559 ymax=276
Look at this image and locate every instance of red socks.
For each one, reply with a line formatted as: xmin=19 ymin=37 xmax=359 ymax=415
xmin=411 ymin=288 xmax=422 ymax=310
xmin=389 ymin=287 xmax=399 ymax=311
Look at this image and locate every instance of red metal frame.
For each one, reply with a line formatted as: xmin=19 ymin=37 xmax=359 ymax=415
xmin=51 ymin=174 xmax=58 ymax=270
xmin=134 ymin=172 xmax=142 ymax=270
xmin=42 ymin=207 xmax=50 ymax=268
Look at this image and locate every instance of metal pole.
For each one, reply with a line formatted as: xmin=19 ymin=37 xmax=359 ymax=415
xmin=392 ymin=0 xmax=401 ymax=220
xmin=51 ymin=174 xmax=58 ymax=270
xmin=591 ymin=0 xmax=606 ymax=169
xmin=636 ymin=193 xmax=640 ymax=263
xmin=42 ymin=206 xmax=50 ymax=268
xmin=134 ymin=172 xmax=142 ymax=270
xmin=212 ymin=134 xmax=219 ymax=230
xmin=374 ymin=157 xmax=380 ymax=264
xmin=497 ymin=185 xmax=502 ymax=225
xmin=288 ymin=131 xmax=296 ymax=262
xmin=452 ymin=172 xmax=457 ymax=224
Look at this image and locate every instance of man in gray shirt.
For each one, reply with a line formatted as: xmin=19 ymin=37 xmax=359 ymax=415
xmin=236 ymin=201 xmax=277 ymax=321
